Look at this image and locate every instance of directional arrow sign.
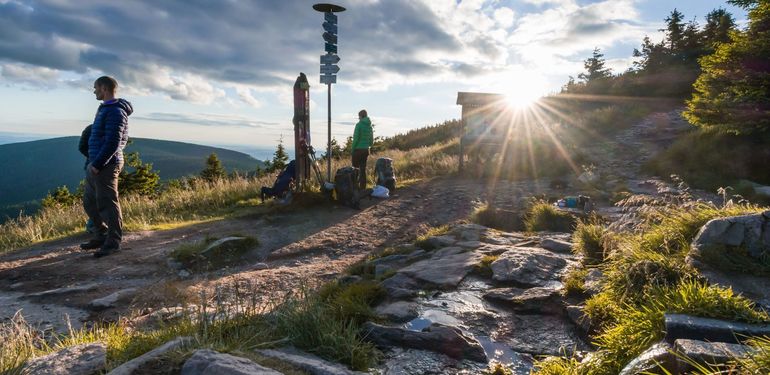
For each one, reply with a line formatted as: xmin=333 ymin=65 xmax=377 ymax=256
xmin=324 ymin=42 xmax=337 ymax=54
xmin=320 ymin=74 xmax=337 ymax=84
xmin=320 ymin=54 xmax=340 ymax=64
xmin=322 ymin=21 xmax=338 ymax=34
xmin=320 ymin=64 xmax=340 ymax=74
xmin=322 ymin=31 xmax=337 ymax=45
xmin=324 ymin=12 xmax=337 ymax=23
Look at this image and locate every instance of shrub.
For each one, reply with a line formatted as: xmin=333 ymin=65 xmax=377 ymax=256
xmin=524 ymin=201 xmax=577 ymax=232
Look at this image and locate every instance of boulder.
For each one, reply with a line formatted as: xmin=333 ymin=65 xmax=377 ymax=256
xmin=540 ymin=238 xmax=572 ymax=254
xmin=257 ymin=347 xmax=366 ymax=375
xmin=618 ymin=342 xmax=675 ymax=375
xmin=483 ymin=287 xmax=563 ymax=315
xmin=362 ymin=322 xmax=487 ymax=362
xmin=24 ymin=342 xmax=106 ymax=375
xmin=375 ymin=301 xmax=419 ymax=323
xmin=664 ymin=313 xmax=770 ymax=345
xmin=107 ymin=336 xmax=192 ymax=375
xmin=181 ymin=349 xmax=282 ymax=375
xmin=673 ymin=339 xmax=752 ymax=373
xmin=490 ymin=247 xmax=572 ymax=287
xmin=691 ymin=211 xmax=770 ymax=259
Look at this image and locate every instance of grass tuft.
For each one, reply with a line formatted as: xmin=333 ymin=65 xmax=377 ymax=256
xmin=524 ymin=200 xmax=577 ymax=232
xmin=572 ymin=220 xmax=607 ymax=265
xmin=414 ymin=224 xmax=451 ymax=250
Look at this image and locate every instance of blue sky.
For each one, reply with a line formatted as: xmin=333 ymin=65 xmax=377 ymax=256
xmin=0 ymin=0 xmax=747 ymax=149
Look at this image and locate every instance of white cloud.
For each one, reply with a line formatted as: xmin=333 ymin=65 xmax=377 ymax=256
xmin=0 ymin=63 xmax=60 ymax=87
xmin=235 ymin=86 xmax=262 ymax=108
xmin=494 ymin=7 xmax=515 ymax=28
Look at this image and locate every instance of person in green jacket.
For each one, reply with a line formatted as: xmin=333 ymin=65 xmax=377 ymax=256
xmin=352 ymin=109 xmax=374 ymax=189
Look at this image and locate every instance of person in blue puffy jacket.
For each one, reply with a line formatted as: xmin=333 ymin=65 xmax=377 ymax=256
xmin=80 ymin=76 xmax=132 ymax=258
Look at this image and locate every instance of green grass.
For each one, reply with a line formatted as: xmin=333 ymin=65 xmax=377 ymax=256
xmin=473 ymin=254 xmax=499 ymax=278
xmin=524 ymin=200 xmax=577 ymax=232
xmin=572 ymin=220 xmax=607 ymax=265
xmin=414 ymin=224 xmax=452 ymax=250
xmin=562 ymin=267 xmax=588 ymax=296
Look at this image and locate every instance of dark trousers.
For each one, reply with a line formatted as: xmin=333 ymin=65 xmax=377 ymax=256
xmin=83 ymin=161 xmax=124 ymax=245
xmin=352 ymin=148 xmax=369 ymax=190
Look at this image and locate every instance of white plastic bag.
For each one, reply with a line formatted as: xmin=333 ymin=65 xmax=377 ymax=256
xmin=371 ymin=185 xmax=390 ymax=198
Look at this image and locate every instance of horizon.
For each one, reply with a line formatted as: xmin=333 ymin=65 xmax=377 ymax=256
xmin=0 ymin=0 xmax=748 ymax=147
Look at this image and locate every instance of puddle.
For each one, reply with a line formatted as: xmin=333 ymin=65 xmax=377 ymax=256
xmin=477 ymin=336 xmax=533 ymax=374
xmin=405 ymin=309 xmax=461 ymax=331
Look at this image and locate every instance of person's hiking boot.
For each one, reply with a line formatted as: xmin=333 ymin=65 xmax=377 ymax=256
xmin=80 ymin=238 xmax=105 ymax=250
xmin=93 ymin=242 xmax=120 ymax=258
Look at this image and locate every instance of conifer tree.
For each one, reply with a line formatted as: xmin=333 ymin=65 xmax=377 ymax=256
xmin=685 ymin=0 xmax=770 ymax=134
xmin=703 ymin=8 xmax=736 ymax=47
xmin=200 ymin=153 xmax=227 ymax=182
xmin=578 ymin=47 xmax=612 ymax=83
xmin=119 ymin=152 xmax=160 ymax=196
xmin=270 ymin=136 xmax=289 ymax=172
xmin=41 ymin=185 xmax=78 ymax=208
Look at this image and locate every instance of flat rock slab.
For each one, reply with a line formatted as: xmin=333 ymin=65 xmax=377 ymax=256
xmin=399 ymin=250 xmax=484 ymax=290
xmin=495 ymin=314 xmax=587 ymax=356
xmin=362 ymin=322 xmax=487 ymax=362
xmin=426 ymin=235 xmax=457 ymax=249
xmin=380 ymin=273 xmax=423 ymax=299
xmin=27 ymin=282 xmax=100 ymax=298
xmin=539 ymin=238 xmax=572 ymax=254
xmin=88 ymin=288 xmax=137 ymax=310
xmin=490 ymin=247 xmax=572 ymax=287
xmin=181 ymin=349 xmax=282 ymax=375
xmin=0 ymin=291 xmax=89 ymax=333
xmin=257 ymin=347 xmax=366 ymax=375
xmin=664 ymin=313 xmax=770 ymax=344
xmin=673 ymin=339 xmax=752 ymax=372
xmin=375 ymin=301 xmax=419 ymax=323
xmin=483 ymin=287 xmax=563 ymax=315
xmin=107 ymin=336 xmax=192 ymax=375
xmin=25 ymin=342 xmax=106 ymax=375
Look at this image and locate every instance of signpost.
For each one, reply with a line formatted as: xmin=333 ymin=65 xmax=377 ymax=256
xmin=313 ymin=3 xmax=345 ymax=182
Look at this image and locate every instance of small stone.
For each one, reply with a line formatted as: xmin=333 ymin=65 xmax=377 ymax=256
xmin=427 ymin=235 xmax=457 ymax=249
xmin=375 ymin=301 xmax=419 ymax=323
xmin=181 ymin=349 xmax=282 ymax=374
xmin=362 ymin=322 xmax=487 ymax=362
xmin=619 ymin=343 xmax=675 ymax=375
xmin=88 ymin=288 xmax=137 ymax=310
xmin=540 ymin=238 xmax=573 ymax=254
xmin=257 ymin=347 xmax=366 ymax=375
xmin=253 ymin=262 xmax=269 ymax=270
xmin=166 ymin=257 xmax=184 ymax=270
xmin=178 ymin=269 xmax=192 ymax=278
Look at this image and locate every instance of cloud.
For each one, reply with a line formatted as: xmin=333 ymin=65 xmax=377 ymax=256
xmin=134 ymin=112 xmax=279 ymax=128
xmin=0 ymin=62 xmax=60 ymax=87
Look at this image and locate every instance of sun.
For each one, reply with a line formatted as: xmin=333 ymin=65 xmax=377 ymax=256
xmin=504 ymin=89 xmax=540 ymax=110
xmin=491 ymin=69 xmax=547 ymax=110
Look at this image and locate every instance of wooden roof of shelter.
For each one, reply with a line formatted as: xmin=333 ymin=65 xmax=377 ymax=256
xmin=456 ymin=92 xmax=506 ymax=106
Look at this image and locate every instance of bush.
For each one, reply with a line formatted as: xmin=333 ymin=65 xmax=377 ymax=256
xmin=524 ymin=201 xmax=577 ymax=232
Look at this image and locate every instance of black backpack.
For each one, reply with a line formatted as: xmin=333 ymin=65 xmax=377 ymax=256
xmin=334 ymin=166 xmax=360 ymax=208
xmin=374 ymin=157 xmax=396 ymax=191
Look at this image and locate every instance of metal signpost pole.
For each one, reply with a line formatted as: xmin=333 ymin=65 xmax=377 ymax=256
xmin=313 ymin=3 xmax=345 ymax=183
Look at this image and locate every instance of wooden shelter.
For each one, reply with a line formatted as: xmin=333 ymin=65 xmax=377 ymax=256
xmin=456 ymin=92 xmax=512 ymax=172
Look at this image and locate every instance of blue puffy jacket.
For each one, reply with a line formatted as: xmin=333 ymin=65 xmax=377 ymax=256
xmin=88 ymin=98 xmax=132 ymax=170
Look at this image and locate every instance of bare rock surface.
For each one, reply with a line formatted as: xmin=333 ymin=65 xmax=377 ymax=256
xmin=107 ymin=336 xmax=192 ymax=375
xmin=539 ymin=238 xmax=573 ymax=254
xmin=181 ymin=349 xmax=282 ymax=375
xmin=257 ymin=347 xmax=366 ymax=375
xmin=618 ymin=342 xmax=674 ymax=375
xmin=495 ymin=314 xmax=588 ymax=356
xmin=664 ymin=313 xmax=770 ymax=344
xmin=398 ymin=249 xmax=484 ymax=290
xmin=483 ymin=286 xmax=563 ymax=314
xmin=375 ymin=301 xmax=419 ymax=323
xmin=24 ymin=342 xmax=106 ymax=375
xmin=673 ymin=339 xmax=752 ymax=373
xmin=88 ymin=288 xmax=137 ymax=310
xmin=363 ymin=321 xmax=487 ymax=362
xmin=490 ymin=247 xmax=573 ymax=287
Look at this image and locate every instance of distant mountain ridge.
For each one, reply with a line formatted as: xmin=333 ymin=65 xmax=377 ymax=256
xmin=0 ymin=137 xmax=261 ymax=215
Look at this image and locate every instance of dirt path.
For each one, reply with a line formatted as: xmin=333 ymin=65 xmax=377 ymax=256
xmin=0 ymin=177 xmax=549 ymax=331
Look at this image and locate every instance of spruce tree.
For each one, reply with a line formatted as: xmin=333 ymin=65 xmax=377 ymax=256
xmin=685 ymin=0 xmax=770 ymax=134
xmin=119 ymin=152 xmax=160 ymax=196
xmin=200 ymin=153 xmax=227 ymax=182
xmin=270 ymin=136 xmax=289 ymax=172
xmin=578 ymin=47 xmax=612 ymax=82
xmin=41 ymin=186 xmax=78 ymax=208
xmin=703 ymin=8 xmax=736 ymax=47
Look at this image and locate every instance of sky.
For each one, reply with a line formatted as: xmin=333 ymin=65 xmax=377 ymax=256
xmin=0 ymin=0 xmax=748 ymax=153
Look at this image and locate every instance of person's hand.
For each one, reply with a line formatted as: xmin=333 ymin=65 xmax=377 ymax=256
xmin=89 ymin=165 xmax=100 ymax=175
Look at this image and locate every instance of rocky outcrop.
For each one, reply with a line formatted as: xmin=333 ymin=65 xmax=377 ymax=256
xmin=490 ymin=247 xmax=573 ymax=286
xmin=691 ymin=210 xmax=770 ymax=259
xmin=483 ymin=287 xmax=563 ymax=315
xmin=256 ymin=347 xmax=366 ymax=375
xmin=362 ymin=322 xmax=487 ymax=362
xmin=24 ymin=342 xmax=106 ymax=375
xmin=181 ymin=349 xmax=282 ymax=375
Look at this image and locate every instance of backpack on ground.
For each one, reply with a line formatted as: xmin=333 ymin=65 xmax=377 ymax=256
xmin=261 ymin=160 xmax=296 ymax=202
xmin=374 ymin=157 xmax=396 ymax=192
xmin=334 ymin=166 xmax=360 ymax=209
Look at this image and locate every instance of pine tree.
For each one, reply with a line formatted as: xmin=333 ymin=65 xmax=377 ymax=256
xmin=200 ymin=153 xmax=227 ymax=182
xmin=578 ymin=47 xmax=612 ymax=83
xmin=119 ymin=152 xmax=160 ymax=196
xmin=270 ymin=136 xmax=289 ymax=172
xmin=703 ymin=8 xmax=736 ymax=48
xmin=685 ymin=0 xmax=770 ymax=134
xmin=664 ymin=9 xmax=686 ymax=51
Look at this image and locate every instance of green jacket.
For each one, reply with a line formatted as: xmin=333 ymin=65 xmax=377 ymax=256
xmin=352 ymin=116 xmax=374 ymax=150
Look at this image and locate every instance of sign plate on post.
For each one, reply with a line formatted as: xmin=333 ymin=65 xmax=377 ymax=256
xmin=324 ymin=42 xmax=337 ymax=54
xmin=320 ymin=74 xmax=337 ymax=84
xmin=320 ymin=64 xmax=340 ymax=74
xmin=320 ymin=54 xmax=340 ymax=64
xmin=324 ymin=12 xmax=337 ymax=23
xmin=322 ymin=21 xmax=338 ymax=34
xmin=322 ymin=32 xmax=338 ymax=44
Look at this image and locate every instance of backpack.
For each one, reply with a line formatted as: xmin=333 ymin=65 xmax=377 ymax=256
xmin=260 ymin=160 xmax=296 ymax=202
xmin=334 ymin=166 xmax=360 ymax=208
xmin=374 ymin=157 xmax=396 ymax=192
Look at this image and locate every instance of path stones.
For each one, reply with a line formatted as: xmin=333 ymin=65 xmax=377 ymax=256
xmin=539 ymin=238 xmax=572 ymax=254
xmin=362 ymin=322 xmax=487 ymax=362
xmin=375 ymin=301 xmax=419 ymax=323
xmin=181 ymin=349 xmax=282 ymax=375
xmin=398 ymin=249 xmax=484 ymax=289
xmin=483 ymin=287 xmax=563 ymax=315
xmin=24 ymin=342 xmax=106 ymax=375
xmin=497 ymin=314 xmax=587 ymax=356
xmin=490 ymin=247 xmax=571 ymax=286
xmin=88 ymin=288 xmax=137 ymax=310
xmin=257 ymin=347 xmax=366 ymax=375
xmin=664 ymin=313 xmax=770 ymax=344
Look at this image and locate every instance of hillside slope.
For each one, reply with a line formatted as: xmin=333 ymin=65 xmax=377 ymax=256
xmin=0 ymin=137 xmax=261 ymax=209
